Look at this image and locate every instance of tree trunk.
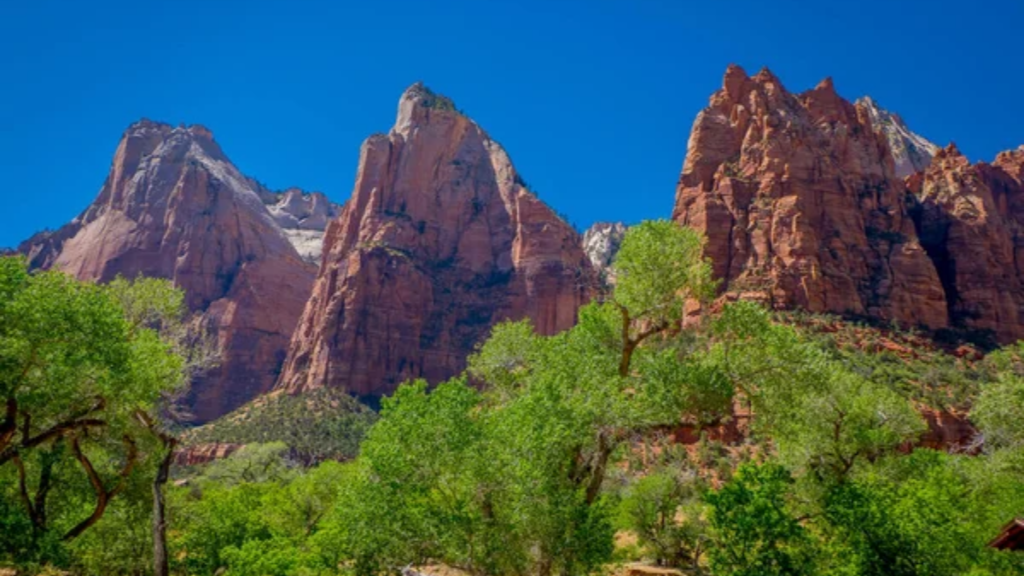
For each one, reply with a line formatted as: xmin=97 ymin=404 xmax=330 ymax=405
xmin=64 ymin=434 xmax=137 ymax=540
xmin=153 ymin=437 xmax=176 ymax=576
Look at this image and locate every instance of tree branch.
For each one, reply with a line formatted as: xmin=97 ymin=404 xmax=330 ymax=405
xmin=63 ymin=434 xmax=139 ymax=541
xmin=0 ymin=397 xmax=16 ymax=454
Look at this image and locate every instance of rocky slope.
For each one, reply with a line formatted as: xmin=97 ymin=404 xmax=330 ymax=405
xmin=18 ymin=121 xmax=316 ymax=421
xmin=857 ymin=96 xmax=939 ymax=178
xmin=673 ymin=65 xmax=948 ymax=329
xmin=582 ymin=222 xmax=626 ymax=283
xmin=907 ymin=144 xmax=1024 ymax=343
xmin=277 ymin=83 xmax=596 ymax=398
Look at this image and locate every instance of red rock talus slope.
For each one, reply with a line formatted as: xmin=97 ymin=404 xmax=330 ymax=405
xmin=673 ymin=65 xmax=949 ymax=329
xmin=908 ymin=145 xmax=1024 ymax=342
xmin=278 ymin=84 xmax=595 ymax=398
xmin=18 ymin=121 xmax=316 ymax=421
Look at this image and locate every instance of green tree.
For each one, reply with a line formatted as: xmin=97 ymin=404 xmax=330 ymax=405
xmin=322 ymin=220 xmax=722 ymax=576
xmin=106 ymin=274 xmax=217 ymax=576
xmin=705 ymin=463 xmax=812 ymax=576
xmin=618 ymin=464 xmax=710 ymax=572
xmin=0 ymin=257 xmax=183 ymax=565
xmin=708 ymin=301 xmax=924 ymax=482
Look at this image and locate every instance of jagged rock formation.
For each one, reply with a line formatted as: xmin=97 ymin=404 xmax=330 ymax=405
xmin=258 ymin=187 xmax=341 ymax=262
xmin=582 ymin=222 xmax=626 ymax=282
xmin=907 ymin=145 xmax=1024 ymax=343
xmin=857 ymin=96 xmax=939 ymax=178
xmin=17 ymin=121 xmax=316 ymax=421
xmin=278 ymin=83 xmax=596 ymax=398
xmin=673 ymin=65 xmax=948 ymax=329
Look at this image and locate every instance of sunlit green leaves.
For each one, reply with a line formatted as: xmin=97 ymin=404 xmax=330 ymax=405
xmin=613 ymin=220 xmax=715 ymax=323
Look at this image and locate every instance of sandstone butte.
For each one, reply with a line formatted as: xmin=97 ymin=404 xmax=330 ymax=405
xmin=276 ymin=83 xmax=597 ymax=399
xmin=673 ymin=65 xmax=1024 ymax=345
xmin=17 ymin=121 xmax=317 ymax=422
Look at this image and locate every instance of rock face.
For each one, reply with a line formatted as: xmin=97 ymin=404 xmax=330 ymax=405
xmin=673 ymin=65 xmax=948 ymax=329
xmin=18 ymin=121 xmax=316 ymax=422
xmin=174 ymin=442 xmax=245 ymax=467
xmin=582 ymin=222 xmax=627 ymax=282
xmin=278 ymin=83 xmax=595 ymax=398
xmin=258 ymin=187 xmax=341 ymax=263
xmin=857 ymin=96 xmax=939 ymax=178
xmin=907 ymin=145 xmax=1024 ymax=342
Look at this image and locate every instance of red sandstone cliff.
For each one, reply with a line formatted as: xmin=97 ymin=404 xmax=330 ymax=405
xmin=277 ymin=83 xmax=595 ymax=398
xmin=672 ymin=65 xmax=949 ymax=329
xmin=908 ymin=145 xmax=1024 ymax=342
xmin=18 ymin=121 xmax=316 ymax=421
xmin=672 ymin=65 xmax=1024 ymax=345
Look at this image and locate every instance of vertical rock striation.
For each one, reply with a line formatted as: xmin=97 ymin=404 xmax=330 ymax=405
xmin=278 ymin=83 xmax=595 ymax=398
xmin=908 ymin=145 xmax=1024 ymax=343
xmin=672 ymin=65 xmax=948 ymax=328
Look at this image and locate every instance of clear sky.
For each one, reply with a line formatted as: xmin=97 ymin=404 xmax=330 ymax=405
xmin=2 ymin=0 xmax=1022 ymax=248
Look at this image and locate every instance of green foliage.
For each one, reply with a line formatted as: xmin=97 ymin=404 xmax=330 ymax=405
xmin=169 ymin=445 xmax=344 ymax=576
xmin=6 ymin=221 xmax=1024 ymax=576
xmin=973 ymin=363 xmax=1024 ymax=450
xmin=613 ymin=219 xmax=716 ymax=325
xmin=0 ymin=258 xmax=186 ymax=567
xmin=618 ymin=464 xmax=710 ymax=570
xmin=709 ymin=301 xmax=924 ymax=481
xmin=410 ymin=83 xmax=459 ymax=113
xmin=706 ymin=464 xmax=812 ymax=576
xmin=817 ymin=449 xmax=1024 ymax=576
xmin=325 ymin=379 xmax=487 ymax=574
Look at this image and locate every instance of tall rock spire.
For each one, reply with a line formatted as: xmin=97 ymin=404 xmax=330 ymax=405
xmin=277 ymin=84 xmax=596 ymax=398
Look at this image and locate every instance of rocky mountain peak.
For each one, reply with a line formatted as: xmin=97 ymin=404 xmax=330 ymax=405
xmin=674 ymin=66 xmax=948 ymax=328
xmin=18 ymin=120 xmax=316 ymax=422
xmin=395 ymin=82 xmax=461 ymax=136
xmin=907 ymin=143 xmax=1024 ymax=344
xmin=277 ymin=85 xmax=595 ymax=399
xmin=856 ymin=96 xmax=940 ymax=178
xmin=582 ymin=222 xmax=627 ymax=284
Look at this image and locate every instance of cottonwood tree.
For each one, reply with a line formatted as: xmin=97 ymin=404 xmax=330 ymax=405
xmin=106 ymin=275 xmax=219 ymax=576
xmin=0 ymin=257 xmax=183 ymax=559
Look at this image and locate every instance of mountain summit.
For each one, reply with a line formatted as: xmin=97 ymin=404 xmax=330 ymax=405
xmin=277 ymin=84 xmax=596 ymax=398
xmin=673 ymin=65 xmax=948 ymax=328
xmin=18 ymin=120 xmax=317 ymax=421
xmin=857 ymin=96 xmax=940 ymax=178
xmin=673 ymin=65 xmax=1024 ymax=345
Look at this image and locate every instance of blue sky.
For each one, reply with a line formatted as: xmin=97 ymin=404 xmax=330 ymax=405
xmin=2 ymin=0 xmax=1022 ymax=247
